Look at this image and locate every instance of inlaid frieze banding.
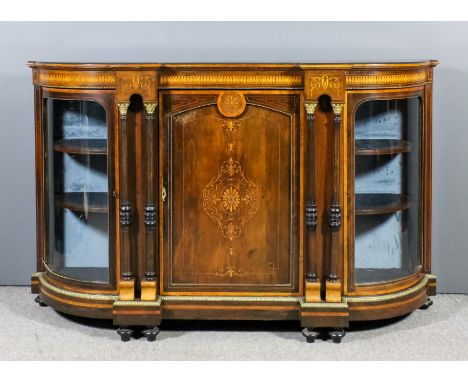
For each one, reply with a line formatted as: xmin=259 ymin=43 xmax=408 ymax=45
xmin=37 ymin=71 xmax=116 ymax=89
xmin=159 ymin=74 xmax=303 ymax=88
xmin=346 ymin=71 xmax=427 ymax=88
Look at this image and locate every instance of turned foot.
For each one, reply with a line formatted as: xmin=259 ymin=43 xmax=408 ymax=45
xmin=302 ymin=328 xmax=320 ymax=343
xmin=35 ymin=295 xmax=47 ymax=307
xmin=328 ymin=328 xmax=346 ymax=344
xmin=117 ymin=328 xmax=133 ymax=342
xmin=142 ymin=326 xmax=160 ymax=342
xmin=419 ymin=298 xmax=433 ymax=310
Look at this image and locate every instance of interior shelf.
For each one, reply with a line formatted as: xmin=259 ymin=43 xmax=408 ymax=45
xmin=54 ymin=139 xmax=107 ymax=155
xmin=55 ymin=192 xmax=108 ymax=213
xmin=355 ymin=267 xmax=419 ymax=285
xmin=52 ymin=267 xmax=109 ymax=283
xmin=355 ymin=139 xmax=412 ymax=156
xmin=355 ymin=193 xmax=410 ymax=216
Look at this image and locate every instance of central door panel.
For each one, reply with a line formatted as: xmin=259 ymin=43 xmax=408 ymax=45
xmin=162 ymin=92 xmax=300 ymax=294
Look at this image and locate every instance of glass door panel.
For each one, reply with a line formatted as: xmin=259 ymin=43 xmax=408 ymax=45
xmin=354 ymin=97 xmax=422 ymax=284
xmin=45 ymin=98 xmax=110 ymax=283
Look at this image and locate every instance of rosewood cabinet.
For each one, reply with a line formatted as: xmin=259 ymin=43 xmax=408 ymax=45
xmin=29 ymin=61 xmax=437 ymax=343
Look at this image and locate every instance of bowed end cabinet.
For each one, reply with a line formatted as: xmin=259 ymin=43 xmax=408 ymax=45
xmin=29 ymin=61 xmax=437 ymax=342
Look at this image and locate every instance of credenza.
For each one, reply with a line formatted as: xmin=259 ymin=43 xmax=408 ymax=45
xmin=29 ymin=61 xmax=437 ymax=342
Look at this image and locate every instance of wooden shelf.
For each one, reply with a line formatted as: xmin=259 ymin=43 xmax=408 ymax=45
xmin=54 ymin=139 xmax=107 ymax=155
xmin=55 ymin=192 xmax=108 ymax=213
xmin=53 ymin=266 xmax=109 ymax=283
xmin=355 ymin=267 xmax=417 ymax=284
xmin=355 ymin=193 xmax=410 ymax=216
xmin=355 ymin=139 xmax=412 ymax=156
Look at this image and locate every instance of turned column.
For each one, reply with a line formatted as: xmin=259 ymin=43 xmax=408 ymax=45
xmin=117 ymin=101 xmax=134 ymax=300
xmin=326 ymin=102 xmax=343 ymax=302
xmin=141 ymin=101 xmax=158 ymax=300
xmin=304 ymin=102 xmax=321 ymax=302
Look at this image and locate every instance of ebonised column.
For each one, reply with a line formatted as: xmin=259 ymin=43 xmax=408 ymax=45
xmin=143 ymin=102 xmax=158 ymax=282
xmin=328 ymin=102 xmax=343 ymax=283
xmin=305 ymin=102 xmax=319 ymax=283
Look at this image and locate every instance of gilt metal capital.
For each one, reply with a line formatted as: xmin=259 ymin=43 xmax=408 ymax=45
xmin=305 ymin=102 xmax=318 ymax=116
xmin=144 ymin=102 xmax=158 ymax=116
xmin=331 ymin=102 xmax=344 ymax=116
xmin=117 ymin=102 xmax=130 ymax=118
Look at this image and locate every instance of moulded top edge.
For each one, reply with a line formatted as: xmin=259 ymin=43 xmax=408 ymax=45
xmin=27 ymin=60 xmax=439 ymax=71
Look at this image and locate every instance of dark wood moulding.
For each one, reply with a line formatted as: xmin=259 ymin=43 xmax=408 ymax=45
xmin=54 ymin=139 xmax=107 ymax=155
xmin=355 ymin=139 xmax=412 ymax=156
xmin=55 ymin=192 xmax=108 ymax=213
xmin=355 ymin=193 xmax=410 ymax=216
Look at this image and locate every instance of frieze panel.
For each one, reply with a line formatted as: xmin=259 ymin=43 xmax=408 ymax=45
xmin=305 ymin=71 xmax=345 ymax=101
xmin=37 ymin=70 xmax=116 ymax=89
xmin=159 ymin=73 xmax=303 ymax=88
xmin=116 ymin=71 xmax=157 ymax=101
xmin=346 ymin=71 xmax=427 ymax=89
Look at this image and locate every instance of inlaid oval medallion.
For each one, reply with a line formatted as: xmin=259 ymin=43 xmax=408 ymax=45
xmin=217 ymin=91 xmax=246 ymax=118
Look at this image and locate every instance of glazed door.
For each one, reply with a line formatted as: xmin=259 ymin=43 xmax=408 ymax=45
xmin=161 ymin=92 xmax=301 ymax=294
xmin=42 ymin=89 xmax=116 ymax=289
xmin=347 ymin=88 xmax=425 ymax=292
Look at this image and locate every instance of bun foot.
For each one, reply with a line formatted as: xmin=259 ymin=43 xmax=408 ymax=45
xmin=117 ymin=328 xmax=134 ymax=342
xmin=35 ymin=295 xmax=47 ymax=307
xmin=419 ymin=298 xmax=433 ymax=310
xmin=329 ymin=328 xmax=346 ymax=344
xmin=142 ymin=326 xmax=160 ymax=342
xmin=302 ymin=328 xmax=320 ymax=343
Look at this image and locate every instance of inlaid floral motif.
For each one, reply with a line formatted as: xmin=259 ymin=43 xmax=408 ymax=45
xmin=217 ymin=91 xmax=246 ymax=117
xmin=222 ymin=186 xmax=241 ymax=213
xmin=203 ymin=158 xmax=259 ymax=241
xmin=202 ymin=117 xmax=259 ymax=277
xmin=214 ymin=248 xmax=246 ymax=278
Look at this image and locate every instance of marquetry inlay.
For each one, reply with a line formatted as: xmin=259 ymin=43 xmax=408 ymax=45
xmin=37 ymin=71 xmax=116 ymax=89
xmin=202 ymin=117 xmax=260 ymax=278
xmin=346 ymin=71 xmax=427 ymax=88
xmin=116 ymin=71 xmax=157 ymax=100
xmin=159 ymin=74 xmax=303 ymax=88
xmin=217 ymin=91 xmax=246 ymax=117
xmin=203 ymin=157 xmax=259 ymax=241
xmin=311 ymin=75 xmax=341 ymax=92
xmin=119 ymin=75 xmax=152 ymax=92
xmin=305 ymin=71 xmax=345 ymax=101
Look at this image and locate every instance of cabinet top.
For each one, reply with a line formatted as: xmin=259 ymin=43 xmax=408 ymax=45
xmin=27 ymin=61 xmax=438 ymax=70
xmin=29 ymin=61 xmax=438 ymax=95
